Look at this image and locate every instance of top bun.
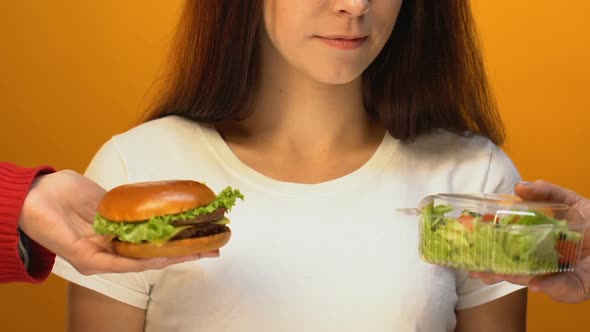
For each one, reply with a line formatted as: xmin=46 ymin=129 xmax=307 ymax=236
xmin=98 ymin=180 xmax=216 ymax=222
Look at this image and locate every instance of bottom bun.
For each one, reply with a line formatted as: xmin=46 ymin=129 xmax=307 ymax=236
xmin=112 ymin=229 xmax=231 ymax=258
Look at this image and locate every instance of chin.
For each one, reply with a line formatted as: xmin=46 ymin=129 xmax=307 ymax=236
xmin=308 ymin=66 xmax=365 ymax=85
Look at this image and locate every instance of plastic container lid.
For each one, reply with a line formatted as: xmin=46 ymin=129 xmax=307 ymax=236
xmin=408 ymin=193 xmax=587 ymax=275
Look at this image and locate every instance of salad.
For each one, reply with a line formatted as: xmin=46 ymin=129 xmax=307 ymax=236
xmin=419 ymin=201 xmax=583 ymax=275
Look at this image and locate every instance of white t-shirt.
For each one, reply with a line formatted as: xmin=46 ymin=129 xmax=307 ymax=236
xmin=53 ymin=115 xmax=524 ymax=332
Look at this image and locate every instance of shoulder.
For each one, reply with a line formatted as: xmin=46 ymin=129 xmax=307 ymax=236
xmin=113 ymin=115 xmax=204 ymax=145
xmin=401 ymin=130 xmax=497 ymax=157
xmin=396 ymin=130 xmax=521 ymax=194
xmin=103 ymin=115 xmax=215 ymax=161
xmin=85 ymin=115 xmax=216 ymax=187
xmin=400 ymin=130 xmax=513 ymax=166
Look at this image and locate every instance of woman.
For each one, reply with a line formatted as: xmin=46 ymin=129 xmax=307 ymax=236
xmin=53 ymin=1 xmax=527 ymax=330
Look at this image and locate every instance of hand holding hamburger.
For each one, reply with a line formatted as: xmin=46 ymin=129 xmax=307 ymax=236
xmin=93 ymin=180 xmax=243 ymax=258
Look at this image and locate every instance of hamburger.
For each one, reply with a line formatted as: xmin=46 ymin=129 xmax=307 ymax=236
xmin=93 ymin=180 xmax=244 ymax=258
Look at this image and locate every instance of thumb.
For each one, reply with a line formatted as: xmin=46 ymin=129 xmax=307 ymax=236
xmin=529 ymin=273 xmax=587 ymax=303
xmin=515 ymin=180 xmax=580 ymax=206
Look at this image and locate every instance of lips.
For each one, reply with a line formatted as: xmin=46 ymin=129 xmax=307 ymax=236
xmin=315 ymin=35 xmax=369 ymax=50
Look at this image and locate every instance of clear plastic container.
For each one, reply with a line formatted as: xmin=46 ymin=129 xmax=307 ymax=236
xmin=412 ymin=193 xmax=587 ymax=275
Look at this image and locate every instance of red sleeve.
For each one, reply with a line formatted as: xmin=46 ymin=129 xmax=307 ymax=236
xmin=0 ymin=162 xmax=57 ymax=283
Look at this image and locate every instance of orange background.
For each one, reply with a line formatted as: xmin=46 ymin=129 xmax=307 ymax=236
xmin=1 ymin=1 xmax=588 ymax=331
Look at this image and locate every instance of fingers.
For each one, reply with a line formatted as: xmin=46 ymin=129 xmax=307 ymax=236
xmin=74 ymin=250 xmax=221 ymax=275
xmin=470 ymin=270 xmax=589 ymax=303
xmin=515 ymin=180 xmax=581 ymax=207
xmin=529 ymin=273 xmax=587 ymax=303
xmin=469 ymin=272 xmax=533 ymax=286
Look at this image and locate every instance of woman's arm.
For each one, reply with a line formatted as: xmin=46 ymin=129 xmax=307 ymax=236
xmin=67 ymin=283 xmax=146 ymax=332
xmin=455 ymin=289 xmax=527 ymax=332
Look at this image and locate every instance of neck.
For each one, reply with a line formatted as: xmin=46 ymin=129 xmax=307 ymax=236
xmin=231 ymin=35 xmax=380 ymax=153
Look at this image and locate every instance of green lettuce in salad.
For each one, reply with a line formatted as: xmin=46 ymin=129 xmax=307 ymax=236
xmin=419 ymin=201 xmax=582 ymax=274
xmin=93 ymin=187 xmax=243 ymax=246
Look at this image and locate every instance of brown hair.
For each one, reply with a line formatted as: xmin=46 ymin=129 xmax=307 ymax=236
xmin=144 ymin=0 xmax=504 ymax=145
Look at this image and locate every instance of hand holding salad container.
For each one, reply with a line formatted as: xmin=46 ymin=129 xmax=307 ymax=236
xmin=404 ymin=193 xmax=588 ymax=275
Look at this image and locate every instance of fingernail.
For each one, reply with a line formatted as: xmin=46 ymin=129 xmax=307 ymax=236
xmin=517 ymin=181 xmax=532 ymax=186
